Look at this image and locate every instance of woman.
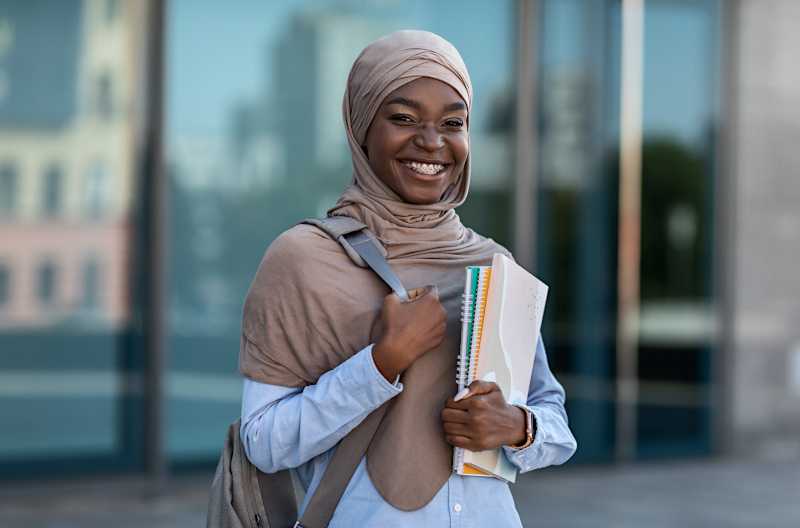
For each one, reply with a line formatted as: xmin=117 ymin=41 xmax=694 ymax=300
xmin=239 ymin=30 xmax=576 ymax=526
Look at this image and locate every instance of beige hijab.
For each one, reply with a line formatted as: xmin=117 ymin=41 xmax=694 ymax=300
xmin=240 ymin=30 xmax=508 ymax=510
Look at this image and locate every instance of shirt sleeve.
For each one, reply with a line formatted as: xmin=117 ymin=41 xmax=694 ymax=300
xmin=502 ymin=335 xmax=578 ymax=472
xmin=240 ymin=344 xmax=403 ymax=474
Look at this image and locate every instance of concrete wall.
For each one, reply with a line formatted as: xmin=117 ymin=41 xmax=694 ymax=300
xmin=727 ymin=0 xmax=800 ymax=457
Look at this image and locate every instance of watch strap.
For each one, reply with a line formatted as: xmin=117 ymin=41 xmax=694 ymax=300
xmin=510 ymin=404 xmax=535 ymax=450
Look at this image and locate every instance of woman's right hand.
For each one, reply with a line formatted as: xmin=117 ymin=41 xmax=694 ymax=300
xmin=372 ymin=286 xmax=447 ymax=382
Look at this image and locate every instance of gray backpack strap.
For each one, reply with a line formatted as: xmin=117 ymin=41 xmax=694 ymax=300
xmin=301 ymin=216 xmax=374 ymax=267
xmin=302 ymin=215 xmax=366 ymax=239
xmin=301 ymin=217 xmax=409 ymax=302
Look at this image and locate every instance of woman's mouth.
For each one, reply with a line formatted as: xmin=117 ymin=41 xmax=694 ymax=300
xmin=401 ymin=160 xmax=448 ymax=176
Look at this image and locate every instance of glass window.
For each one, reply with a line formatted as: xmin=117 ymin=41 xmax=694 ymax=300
xmin=36 ymin=260 xmax=57 ymax=305
xmin=535 ymin=0 xmax=622 ymax=463
xmin=42 ymin=163 xmax=63 ymax=216
xmin=0 ymin=0 xmax=143 ymax=472
xmin=636 ymin=0 xmax=719 ymax=458
xmin=0 ymin=263 xmax=9 ymax=306
xmin=95 ymin=73 xmax=113 ymax=120
xmin=166 ymin=0 xmax=515 ymax=462
xmin=82 ymin=257 xmax=101 ymax=311
xmin=85 ymin=160 xmax=109 ymax=218
xmin=0 ymin=163 xmax=17 ymax=215
xmin=534 ymin=0 xmax=720 ymax=462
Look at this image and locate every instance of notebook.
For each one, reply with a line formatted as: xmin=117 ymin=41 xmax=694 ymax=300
xmin=453 ymin=253 xmax=549 ymax=482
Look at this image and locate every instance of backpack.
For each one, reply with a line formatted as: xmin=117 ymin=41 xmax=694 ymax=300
xmin=207 ymin=216 xmax=406 ymax=528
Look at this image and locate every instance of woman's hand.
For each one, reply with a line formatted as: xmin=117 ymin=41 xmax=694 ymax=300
xmin=373 ymin=286 xmax=447 ymax=382
xmin=441 ymin=380 xmax=527 ymax=451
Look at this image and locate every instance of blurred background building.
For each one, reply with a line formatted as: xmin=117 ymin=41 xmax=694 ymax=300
xmin=0 ymin=0 xmax=798 ymax=524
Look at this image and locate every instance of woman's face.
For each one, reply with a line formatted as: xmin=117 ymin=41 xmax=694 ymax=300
xmin=363 ymin=77 xmax=469 ymax=205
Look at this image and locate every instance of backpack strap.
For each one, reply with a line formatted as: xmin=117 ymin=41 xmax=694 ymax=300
xmin=301 ymin=216 xmax=374 ymax=267
xmin=296 ymin=403 xmax=390 ymax=528
xmin=301 ymin=216 xmax=409 ymax=302
xmin=302 ymin=215 xmax=367 ymax=240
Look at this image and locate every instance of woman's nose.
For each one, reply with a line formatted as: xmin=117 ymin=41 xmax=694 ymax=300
xmin=413 ymin=125 xmax=444 ymax=151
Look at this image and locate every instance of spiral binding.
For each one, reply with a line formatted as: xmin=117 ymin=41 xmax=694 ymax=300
xmin=457 ymin=270 xmax=476 ymax=388
xmin=457 ymin=266 xmax=491 ymax=389
xmin=454 ymin=265 xmax=492 ymax=474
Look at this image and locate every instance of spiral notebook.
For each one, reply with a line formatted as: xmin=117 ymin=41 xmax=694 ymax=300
xmin=453 ymin=253 xmax=548 ymax=482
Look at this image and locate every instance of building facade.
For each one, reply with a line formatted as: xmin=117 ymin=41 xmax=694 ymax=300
xmin=0 ymin=0 xmax=798 ymax=479
xmin=0 ymin=0 xmax=141 ymax=330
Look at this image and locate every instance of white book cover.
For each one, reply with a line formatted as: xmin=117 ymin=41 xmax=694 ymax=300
xmin=454 ymin=253 xmax=548 ymax=482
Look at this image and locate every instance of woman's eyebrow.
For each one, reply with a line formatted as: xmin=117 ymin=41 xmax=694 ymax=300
xmin=443 ymin=101 xmax=466 ymax=112
xmin=385 ymin=96 xmax=420 ymax=109
xmin=384 ymin=97 xmax=466 ymax=112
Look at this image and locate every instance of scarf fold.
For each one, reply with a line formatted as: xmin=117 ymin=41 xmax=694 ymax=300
xmin=240 ymin=30 xmax=508 ymax=511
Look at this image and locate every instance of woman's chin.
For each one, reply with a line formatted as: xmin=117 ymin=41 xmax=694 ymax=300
xmin=398 ymin=191 xmax=444 ymax=205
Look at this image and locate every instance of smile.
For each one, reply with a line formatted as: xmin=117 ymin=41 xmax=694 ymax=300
xmin=401 ymin=160 xmax=448 ymax=176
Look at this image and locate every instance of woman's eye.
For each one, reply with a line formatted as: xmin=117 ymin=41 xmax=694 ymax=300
xmin=390 ymin=114 xmax=414 ymax=123
xmin=445 ymin=118 xmax=464 ymax=128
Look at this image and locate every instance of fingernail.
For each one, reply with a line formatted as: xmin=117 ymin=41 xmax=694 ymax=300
xmin=454 ymin=388 xmax=470 ymax=402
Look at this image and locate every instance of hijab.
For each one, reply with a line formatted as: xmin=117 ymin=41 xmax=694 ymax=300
xmin=240 ymin=30 xmax=508 ymax=510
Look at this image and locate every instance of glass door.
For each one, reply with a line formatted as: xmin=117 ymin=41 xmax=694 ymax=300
xmin=636 ymin=0 xmax=719 ymax=458
xmin=534 ymin=0 xmax=720 ymax=462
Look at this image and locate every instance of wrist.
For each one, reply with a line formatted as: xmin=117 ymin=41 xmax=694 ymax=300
xmin=507 ymin=405 xmax=528 ymax=446
xmin=372 ymin=341 xmax=405 ymax=382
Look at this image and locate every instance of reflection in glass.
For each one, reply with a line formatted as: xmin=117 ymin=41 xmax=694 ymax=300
xmin=82 ymin=256 xmax=101 ymax=311
xmin=42 ymin=164 xmax=64 ymax=217
xmin=534 ymin=0 xmax=720 ymax=461
xmin=85 ymin=160 xmax=110 ymax=219
xmin=0 ymin=162 xmax=17 ymax=214
xmin=0 ymin=263 xmax=9 ymax=306
xmin=536 ymin=0 xmax=620 ymax=463
xmin=636 ymin=0 xmax=719 ymax=457
xmin=166 ymin=0 xmax=514 ymax=460
xmin=36 ymin=260 xmax=57 ymax=306
xmin=95 ymin=72 xmax=113 ymax=120
xmin=0 ymin=0 xmax=144 ymax=468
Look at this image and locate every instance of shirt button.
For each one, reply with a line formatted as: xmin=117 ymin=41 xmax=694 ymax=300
xmin=453 ymin=503 xmax=462 ymax=513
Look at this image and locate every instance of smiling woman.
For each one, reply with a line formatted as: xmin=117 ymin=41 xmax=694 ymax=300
xmin=363 ymin=78 xmax=469 ymax=205
xmin=234 ymin=30 xmax=576 ymax=527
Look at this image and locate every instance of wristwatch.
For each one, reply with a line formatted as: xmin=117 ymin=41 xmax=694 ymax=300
xmin=511 ymin=405 xmax=535 ymax=449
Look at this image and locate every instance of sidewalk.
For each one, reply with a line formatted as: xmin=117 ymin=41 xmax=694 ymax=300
xmin=1 ymin=457 xmax=797 ymax=527
xmin=514 ymin=457 xmax=800 ymax=527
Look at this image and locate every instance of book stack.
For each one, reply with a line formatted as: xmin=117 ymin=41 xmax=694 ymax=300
xmin=454 ymin=253 xmax=548 ymax=482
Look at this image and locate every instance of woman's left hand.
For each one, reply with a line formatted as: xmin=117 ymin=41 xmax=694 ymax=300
xmin=441 ymin=380 xmax=527 ymax=451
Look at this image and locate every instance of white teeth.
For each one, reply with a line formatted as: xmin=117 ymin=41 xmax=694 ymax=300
xmin=403 ymin=161 xmax=445 ymax=175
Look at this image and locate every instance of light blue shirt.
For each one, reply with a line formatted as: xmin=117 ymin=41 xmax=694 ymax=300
xmin=240 ymin=336 xmax=577 ymax=527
